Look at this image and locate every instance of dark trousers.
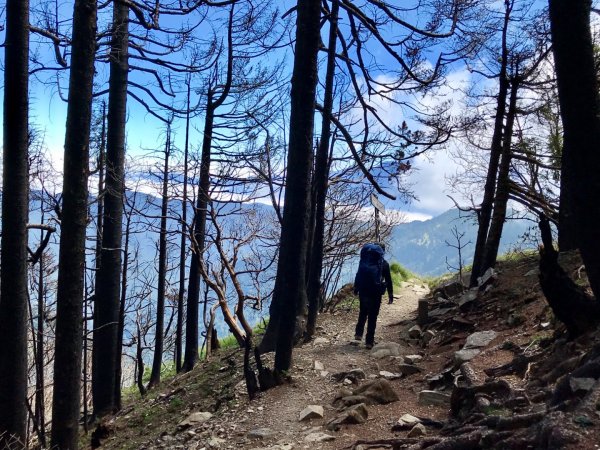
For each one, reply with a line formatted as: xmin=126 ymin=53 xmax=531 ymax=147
xmin=354 ymin=295 xmax=382 ymax=345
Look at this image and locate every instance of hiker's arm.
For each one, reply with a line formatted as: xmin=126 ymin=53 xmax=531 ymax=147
xmin=353 ymin=272 xmax=360 ymax=295
xmin=383 ymin=261 xmax=393 ymax=303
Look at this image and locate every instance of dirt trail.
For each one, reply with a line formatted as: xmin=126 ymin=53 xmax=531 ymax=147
xmin=208 ymin=281 xmax=448 ymax=450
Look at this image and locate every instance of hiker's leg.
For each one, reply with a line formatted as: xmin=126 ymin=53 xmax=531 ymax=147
xmin=365 ymin=298 xmax=382 ymax=346
xmin=355 ymin=297 xmax=368 ymax=339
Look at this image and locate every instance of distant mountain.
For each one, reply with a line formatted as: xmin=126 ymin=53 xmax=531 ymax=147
xmin=388 ymin=208 xmax=537 ymax=277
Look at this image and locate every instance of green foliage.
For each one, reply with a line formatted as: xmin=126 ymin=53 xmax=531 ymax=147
xmin=390 ymin=261 xmax=414 ymax=286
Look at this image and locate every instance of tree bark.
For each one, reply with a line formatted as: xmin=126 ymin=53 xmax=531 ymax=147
xmin=176 ymin=81 xmax=191 ymax=373
xmin=549 ymin=0 xmax=600 ymax=300
xmin=50 ymin=0 xmax=97 ymax=447
xmin=0 ymin=0 xmax=30 ymax=445
xmin=469 ymin=0 xmax=512 ymax=287
xmin=482 ymin=78 xmax=519 ymax=271
xmin=93 ymin=0 xmax=129 ymax=416
xmin=306 ymin=0 xmax=339 ymax=339
xmin=271 ymin=0 xmax=322 ymax=372
xmin=149 ymin=128 xmax=171 ymax=389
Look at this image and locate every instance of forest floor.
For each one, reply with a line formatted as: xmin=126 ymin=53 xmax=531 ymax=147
xmin=92 ymin=251 xmax=600 ymax=450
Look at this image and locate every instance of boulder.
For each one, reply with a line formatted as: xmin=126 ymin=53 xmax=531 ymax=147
xmin=404 ymin=354 xmax=423 ymax=365
xmin=326 ymin=403 xmax=368 ymax=431
xmin=379 ymin=371 xmax=401 ymax=380
xmin=177 ymin=411 xmax=213 ymax=429
xmin=464 ymin=330 xmax=498 ymax=349
xmin=477 ymin=268 xmax=496 ymax=288
xmin=458 ymin=290 xmax=478 ymax=310
xmin=353 ymin=379 xmax=399 ymax=405
xmin=422 ymin=330 xmax=436 ymax=345
xmin=454 ymin=348 xmax=481 ymax=365
xmin=569 ymin=377 xmax=596 ymax=392
xmin=299 ymin=405 xmax=324 ymax=421
xmin=332 ymin=368 xmax=366 ymax=384
xmin=398 ymin=364 xmax=422 ymax=376
xmin=371 ymin=342 xmax=403 ymax=357
xmin=418 ymin=390 xmax=451 ymax=406
xmin=394 ymin=413 xmax=421 ymax=430
xmin=407 ymin=423 xmax=427 ymax=438
xmin=408 ymin=325 xmax=422 ymax=339
xmin=433 ymin=280 xmax=465 ymax=299
xmin=333 ymin=395 xmax=369 ymax=410
xmin=247 ymin=428 xmax=276 ymax=439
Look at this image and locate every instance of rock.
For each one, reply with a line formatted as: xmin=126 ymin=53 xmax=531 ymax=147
xmin=458 ymin=290 xmax=478 ymax=310
xmin=477 ymin=268 xmax=496 ymax=288
xmin=404 ymin=354 xmax=423 ymax=364
xmin=395 ymin=414 xmax=421 ymax=430
xmin=333 ymin=394 xmax=369 ymax=409
xmin=320 ymin=370 xmax=329 ymax=378
xmin=454 ymin=348 xmax=481 ymax=365
xmin=304 ymin=432 xmax=335 ymax=443
xmin=418 ymin=390 xmax=451 ymax=406
xmin=177 ymin=412 xmax=213 ymax=429
xmin=353 ymin=379 xmax=399 ymax=405
xmin=464 ymin=330 xmax=498 ymax=349
xmin=507 ymin=313 xmax=526 ymax=327
xmin=313 ymin=360 xmax=324 ymax=371
xmin=247 ymin=428 xmax=276 ymax=439
xmin=407 ymin=423 xmax=427 ymax=438
xmin=332 ymin=368 xmax=366 ymax=383
xmin=429 ymin=307 xmax=457 ymax=318
xmin=408 ymin=325 xmax=422 ymax=339
xmin=379 ymin=370 xmax=401 ymax=380
xmin=433 ymin=280 xmax=465 ymax=299
xmin=525 ymin=268 xmax=539 ymax=277
xmin=422 ymin=330 xmax=436 ymax=345
xmin=333 ymin=388 xmax=353 ymax=401
xmin=314 ymin=337 xmax=330 ymax=345
xmin=299 ymin=405 xmax=324 ymax=421
xmin=398 ymin=364 xmax=422 ymax=376
xmin=326 ymin=403 xmax=368 ymax=431
xmin=371 ymin=342 xmax=403 ymax=356
xmin=207 ymin=437 xmax=226 ymax=448
xmin=570 ymin=377 xmax=596 ymax=392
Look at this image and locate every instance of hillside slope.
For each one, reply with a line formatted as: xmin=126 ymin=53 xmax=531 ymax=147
xmin=91 ymin=251 xmax=600 ymax=450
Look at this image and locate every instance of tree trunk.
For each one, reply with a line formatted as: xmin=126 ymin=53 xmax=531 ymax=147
xmin=558 ymin=145 xmax=577 ymax=251
xmin=271 ymin=0 xmax=322 ymax=372
xmin=482 ymin=79 xmax=519 ymax=271
xmin=114 ymin=195 xmax=133 ymax=410
xmin=306 ymin=0 xmax=339 ymax=339
xmin=176 ymin=81 xmax=191 ymax=373
xmin=149 ymin=128 xmax=171 ymax=389
xmin=93 ymin=0 xmax=129 ymax=416
xmin=0 ymin=0 xmax=30 ymax=445
xmin=50 ymin=0 xmax=97 ymax=447
xmin=469 ymin=0 xmax=512 ymax=287
xmin=183 ymin=7 xmax=234 ymax=371
xmin=549 ymin=0 xmax=600 ymax=299
xmin=183 ymin=101 xmax=214 ymax=372
xmin=34 ymin=225 xmax=47 ymax=447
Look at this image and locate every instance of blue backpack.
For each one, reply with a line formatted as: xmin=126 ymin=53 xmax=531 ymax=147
xmin=354 ymin=243 xmax=387 ymax=297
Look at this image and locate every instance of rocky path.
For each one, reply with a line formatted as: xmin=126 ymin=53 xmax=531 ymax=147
xmin=176 ymin=280 xmax=449 ymax=450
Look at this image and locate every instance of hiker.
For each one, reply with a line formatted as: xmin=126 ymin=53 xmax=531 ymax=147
xmin=353 ymin=243 xmax=394 ymax=349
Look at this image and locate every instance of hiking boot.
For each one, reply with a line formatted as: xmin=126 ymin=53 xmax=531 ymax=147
xmin=365 ymin=343 xmax=373 ymax=350
xmin=354 ymin=335 xmax=362 ymax=341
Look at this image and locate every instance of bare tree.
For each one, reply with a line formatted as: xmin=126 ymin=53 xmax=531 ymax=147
xmin=50 ymin=0 xmax=98 ymax=446
xmin=0 ymin=0 xmax=31 ymax=445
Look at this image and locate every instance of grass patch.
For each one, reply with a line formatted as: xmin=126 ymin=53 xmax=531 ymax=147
xmin=390 ymin=261 xmax=415 ymax=286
